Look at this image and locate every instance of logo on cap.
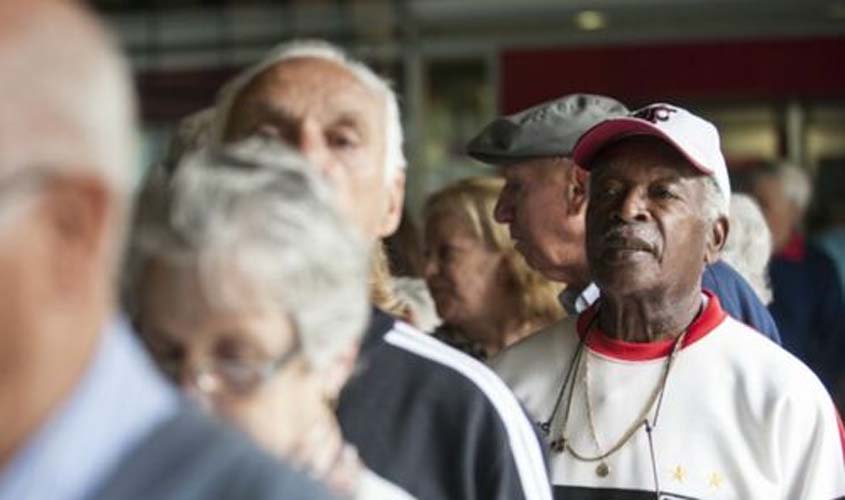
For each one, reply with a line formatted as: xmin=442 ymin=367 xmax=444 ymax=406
xmin=633 ymin=105 xmax=677 ymax=124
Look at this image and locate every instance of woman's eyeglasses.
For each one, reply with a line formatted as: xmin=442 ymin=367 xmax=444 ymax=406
xmin=154 ymin=342 xmax=301 ymax=395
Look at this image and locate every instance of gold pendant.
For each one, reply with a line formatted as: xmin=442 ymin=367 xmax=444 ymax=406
xmin=596 ymin=462 xmax=610 ymax=477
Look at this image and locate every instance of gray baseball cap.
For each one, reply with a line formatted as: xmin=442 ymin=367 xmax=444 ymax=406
xmin=466 ymin=93 xmax=628 ymax=166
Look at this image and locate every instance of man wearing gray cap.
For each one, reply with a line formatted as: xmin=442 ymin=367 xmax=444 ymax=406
xmin=467 ymin=93 xmax=781 ymax=343
xmin=492 ymin=102 xmax=845 ymax=498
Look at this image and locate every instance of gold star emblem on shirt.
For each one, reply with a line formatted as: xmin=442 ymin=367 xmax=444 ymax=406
xmin=708 ymin=472 xmax=723 ymax=488
xmin=671 ymin=465 xmax=686 ymax=482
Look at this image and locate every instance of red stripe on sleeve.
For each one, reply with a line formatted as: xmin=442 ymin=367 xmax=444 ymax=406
xmin=836 ymin=407 xmax=845 ymax=463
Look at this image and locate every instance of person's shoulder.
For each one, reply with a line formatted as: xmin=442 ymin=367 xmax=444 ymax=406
xmin=491 ymin=316 xmax=578 ymax=387
xmin=715 ymin=316 xmax=828 ymax=395
xmin=703 ymin=260 xmax=755 ymax=300
xmin=711 ymin=320 xmax=845 ymax=496
xmin=381 ymin=319 xmax=527 ymax=403
xmin=365 ymin=320 xmax=553 ymax=500
xmin=361 ymin=316 xmax=540 ymax=425
xmin=703 ymin=261 xmax=781 ymax=343
xmin=90 ymin=406 xmax=335 ymax=500
xmin=806 ymin=243 xmax=844 ymax=278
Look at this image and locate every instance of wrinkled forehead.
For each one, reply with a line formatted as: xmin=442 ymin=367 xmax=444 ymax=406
xmin=590 ymin=136 xmax=702 ymax=183
xmin=229 ymin=57 xmax=386 ymax=129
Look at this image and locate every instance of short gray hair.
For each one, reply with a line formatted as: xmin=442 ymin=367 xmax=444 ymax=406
xmin=161 ymin=107 xmax=215 ymax=174
xmin=123 ymin=138 xmax=370 ymax=370
xmin=722 ymin=194 xmax=772 ymax=304
xmin=213 ymin=39 xmax=406 ymax=183
xmin=701 ymin=175 xmax=729 ymax=223
xmin=777 ymin=162 xmax=812 ymax=212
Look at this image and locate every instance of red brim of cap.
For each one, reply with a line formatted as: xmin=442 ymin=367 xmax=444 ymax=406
xmin=572 ymin=118 xmax=714 ymax=176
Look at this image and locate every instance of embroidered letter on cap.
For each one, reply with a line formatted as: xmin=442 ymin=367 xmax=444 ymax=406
xmin=633 ymin=105 xmax=677 ymax=123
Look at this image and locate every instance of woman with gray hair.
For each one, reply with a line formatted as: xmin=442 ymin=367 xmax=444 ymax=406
xmin=721 ymin=193 xmax=773 ymax=304
xmin=123 ymin=138 xmax=413 ymax=499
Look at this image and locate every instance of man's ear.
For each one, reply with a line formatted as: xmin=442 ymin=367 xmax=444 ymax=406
xmin=566 ymin=163 xmax=590 ymax=215
xmin=704 ymin=215 xmax=729 ymax=265
xmin=376 ymin=169 xmax=405 ymax=238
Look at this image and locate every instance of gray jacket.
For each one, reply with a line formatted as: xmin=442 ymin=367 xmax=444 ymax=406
xmin=88 ymin=408 xmax=336 ymax=500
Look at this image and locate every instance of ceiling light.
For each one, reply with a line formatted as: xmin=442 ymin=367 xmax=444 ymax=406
xmin=575 ymin=10 xmax=607 ymax=31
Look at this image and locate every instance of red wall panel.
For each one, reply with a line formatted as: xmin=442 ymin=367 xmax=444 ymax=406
xmin=501 ymin=37 xmax=845 ymax=112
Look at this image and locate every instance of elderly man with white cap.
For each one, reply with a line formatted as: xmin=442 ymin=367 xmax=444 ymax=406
xmin=469 ymin=94 xmax=782 ymax=344
xmin=492 ymin=104 xmax=845 ymax=499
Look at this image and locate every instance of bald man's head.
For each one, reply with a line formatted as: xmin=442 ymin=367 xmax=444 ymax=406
xmin=0 ymin=0 xmax=137 ymax=196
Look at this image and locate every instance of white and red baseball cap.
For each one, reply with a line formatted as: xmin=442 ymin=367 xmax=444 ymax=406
xmin=572 ymin=103 xmax=731 ymax=210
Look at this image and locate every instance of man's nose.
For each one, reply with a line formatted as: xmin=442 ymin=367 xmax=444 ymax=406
xmin=297 ymin=119 xmax=333 ymax=177
xmin=615 ymin=189 xmax=650 ymax=223
xmin=493 ymin=192 xmax=514 ymax=223
xmin=422 ymin=252 xmax=439 ymax=279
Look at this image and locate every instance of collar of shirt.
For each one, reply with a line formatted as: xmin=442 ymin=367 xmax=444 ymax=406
xmin=558 ymin=282 xmax=601 ymax=315
xmin=777 ymin=232 xmax=806 ymax=262
xmin=0 ymin=317 xmax=178 ymax=500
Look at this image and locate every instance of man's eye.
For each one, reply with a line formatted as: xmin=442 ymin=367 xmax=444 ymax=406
xmin=256 ymin=124 xmax=282 ymax=139
xmin=596 ymin=185 xmax=620 ymax=198
xmin=651 ymin=186 xmax=676 ymax=199
xmin=438 ymin=246 xmax=455 ymax=261
xmin=327 ymin=131 xmax=360 ymax=149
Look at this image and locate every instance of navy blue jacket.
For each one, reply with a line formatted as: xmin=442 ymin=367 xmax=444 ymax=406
xmin=768 ymin=240 xmax=845 ymax=389
xmin=703 ymin=260 xmax=782 ymax=344
xmin=338 ymin=308 xmax=552 ymax=500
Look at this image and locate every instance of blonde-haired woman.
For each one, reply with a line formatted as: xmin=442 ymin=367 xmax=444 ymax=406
xmin=423 ymin=176 xmax=565 ymax=360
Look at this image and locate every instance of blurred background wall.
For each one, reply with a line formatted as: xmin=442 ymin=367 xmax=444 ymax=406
xmin=91 ymin=0 xmax=845 ymax=217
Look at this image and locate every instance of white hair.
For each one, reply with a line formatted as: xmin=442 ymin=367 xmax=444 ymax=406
xmin=701 ymin=176 xmax=729 ymax=223
xmin=722 ymin=193 xmax=773 ymax=304
xmin=213 ymin=39 xmax=406 ymax=183
xmin=162 ymin=107 xmax=216 ymax=173
xmin=777 ymin=162 xmax=812 ymax=212
xmin=0 ymin=1 xmax=136 ymax=198
xmin=123 ymin=138 xmax=370 ymax=371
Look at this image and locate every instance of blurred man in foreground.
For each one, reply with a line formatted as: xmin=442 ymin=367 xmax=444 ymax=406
xmin=0 ymin=2 xmax=333 ymax=499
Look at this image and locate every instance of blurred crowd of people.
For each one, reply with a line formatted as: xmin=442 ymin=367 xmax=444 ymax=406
xmin=1 ymin=1 xmax=843 ymax=499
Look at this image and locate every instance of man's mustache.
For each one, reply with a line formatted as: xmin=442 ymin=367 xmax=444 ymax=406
xmin=601 ymin=224 xmax=658 ymax=253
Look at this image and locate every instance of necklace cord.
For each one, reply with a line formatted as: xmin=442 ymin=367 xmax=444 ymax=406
xmin=555 ymin=311 xmax=691 ymax=462
xmin=645 ymin=420 xmax=661 ymax=498
xmin=540 ymin=337 xmax=584 ymax=434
